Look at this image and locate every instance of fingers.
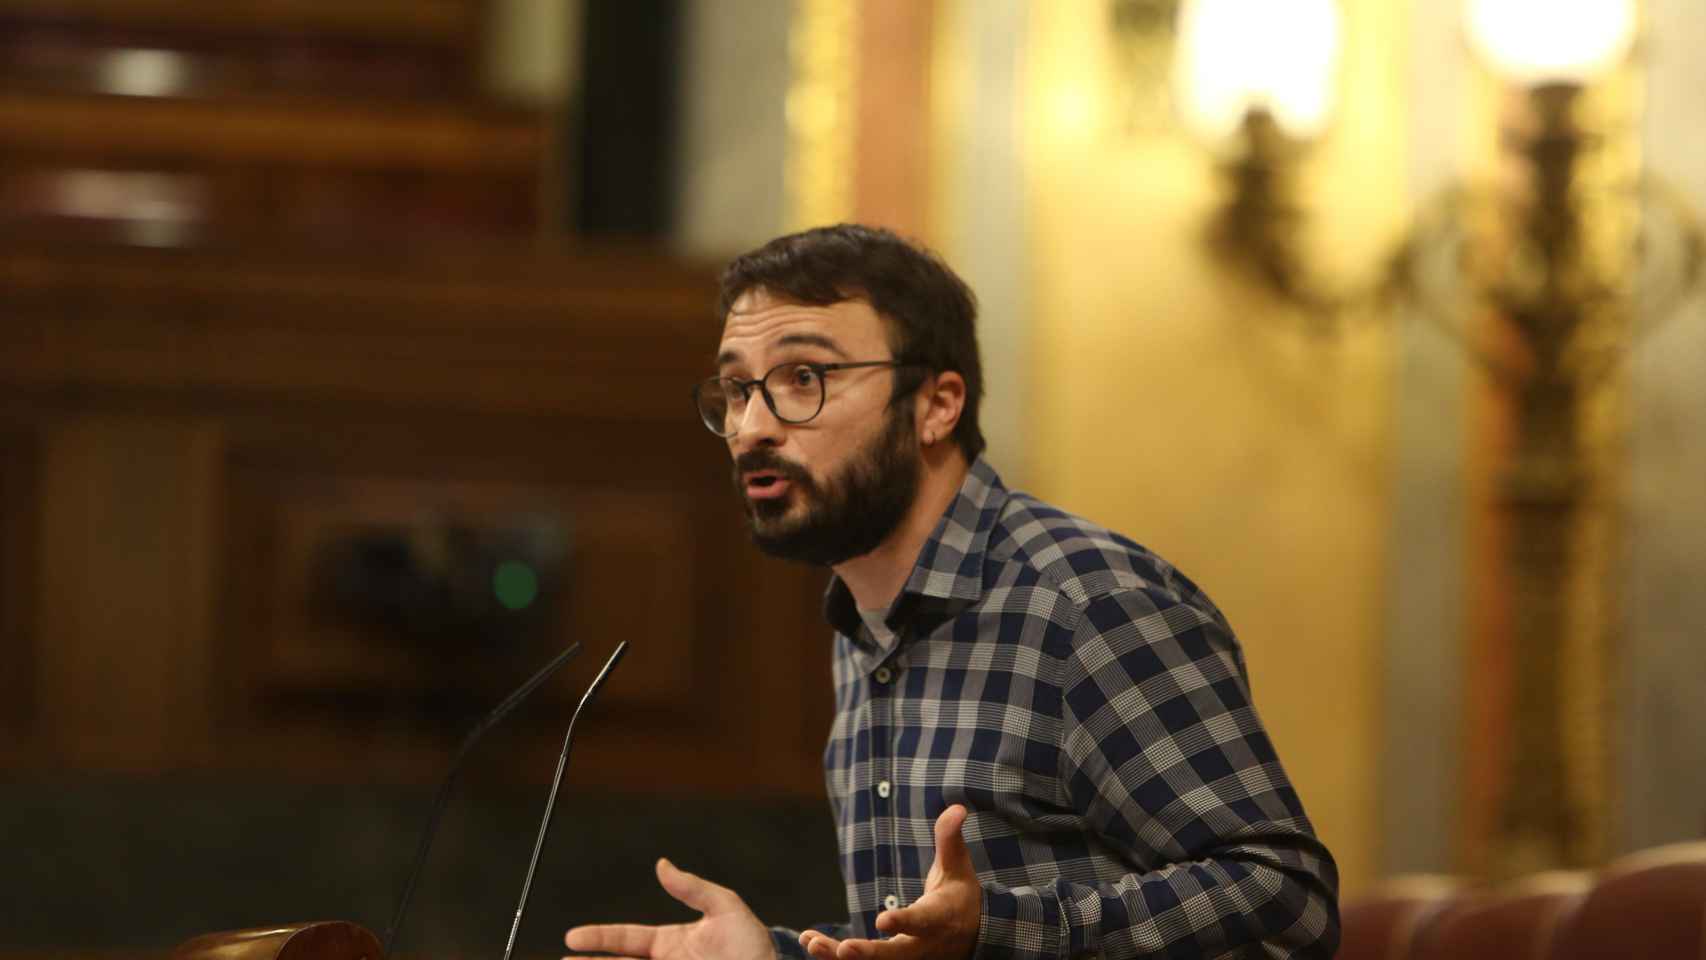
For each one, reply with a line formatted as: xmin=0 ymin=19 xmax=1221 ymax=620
xmin=833 ymin=934 xmax=920 ymax=960
xmin=873 ymin=896 xmax=949 ymax=937
xmin=931 ymin=805 xmax=977 ymax=877
xmin=564 ymin=923 xmax=659 ymax=956
xmin=655 ymin=857 xmax=739 ymax=915
xmin=800 ymin=929 xmax=843 ymax=960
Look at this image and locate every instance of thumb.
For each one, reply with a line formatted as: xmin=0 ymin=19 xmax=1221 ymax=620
xmin=932 ymin=805 xmax=977 ymax=877
xmin=656 ymin=857 xmax=738 ymax=915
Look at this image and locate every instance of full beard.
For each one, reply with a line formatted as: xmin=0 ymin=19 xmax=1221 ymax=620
xmin=732 ymin=409 xmax=921 ymax=567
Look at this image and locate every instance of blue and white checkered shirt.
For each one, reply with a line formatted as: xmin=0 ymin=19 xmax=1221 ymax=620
xmin=771 ymin=459 xmax=1339 ymax=960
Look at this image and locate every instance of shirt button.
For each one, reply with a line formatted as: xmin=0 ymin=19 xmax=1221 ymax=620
xmin=883 ymin=894 xmax=900 ymax=911
xmin=874 ymin=666 xmax=893 ymax=684
xmin=876 ymin=780 xmax=892 ymax=799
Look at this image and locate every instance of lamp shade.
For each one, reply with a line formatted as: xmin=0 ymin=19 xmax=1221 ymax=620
xmin=1175 ymin=0 xmax=1342 ymax=142
xmin=1466 ymin=0 xmax=1637 ymax=85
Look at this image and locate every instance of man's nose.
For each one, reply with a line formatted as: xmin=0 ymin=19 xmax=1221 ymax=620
xmin=728 ymin=393 xmax=786 ymax=453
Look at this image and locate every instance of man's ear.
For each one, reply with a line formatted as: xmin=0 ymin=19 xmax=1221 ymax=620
xmin=917 ymin=370 xmax=966 ymax=449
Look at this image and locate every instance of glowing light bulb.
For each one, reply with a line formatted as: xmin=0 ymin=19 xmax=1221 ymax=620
xmin=1467 ymin=0 xmax=1637 ymax=85
xmin=1175 ymin=0 xmax=1343 ymax=142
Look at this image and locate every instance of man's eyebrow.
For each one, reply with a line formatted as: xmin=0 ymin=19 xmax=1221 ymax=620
xmin=774 ymin=332 xmax=849 ymax=357
xmin=715 ymin=332 xmax=849 ymax=369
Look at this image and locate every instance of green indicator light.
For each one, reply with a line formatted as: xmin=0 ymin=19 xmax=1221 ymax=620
xmin=493 ymin=561 xmax=539 ymax=611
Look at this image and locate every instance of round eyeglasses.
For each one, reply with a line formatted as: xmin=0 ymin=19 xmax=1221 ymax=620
xmin=692 ymin=360 xmax=918 ymax=437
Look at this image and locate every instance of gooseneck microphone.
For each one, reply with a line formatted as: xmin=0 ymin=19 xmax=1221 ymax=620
xmin=501 ymin=639 xmax=630 ymax=960
xmin=382 ymin=642 xmax=582 ymax=960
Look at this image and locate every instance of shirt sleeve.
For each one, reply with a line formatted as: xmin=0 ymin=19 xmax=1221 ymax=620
xmin=769 ymin=923 xmax=853 ymax=960
xmin=974 ymin=589 xmax=1340 ymax=960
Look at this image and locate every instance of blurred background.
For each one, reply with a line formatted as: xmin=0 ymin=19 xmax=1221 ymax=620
xmin=1 ymin=0 xmax=1702 ymax=957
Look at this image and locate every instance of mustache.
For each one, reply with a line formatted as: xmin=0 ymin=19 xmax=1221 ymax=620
xmin=732 ymin=449 xmax=813 ymax=486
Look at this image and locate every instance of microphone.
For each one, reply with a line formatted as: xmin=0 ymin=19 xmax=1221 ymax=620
xmin=501 ymin=640 xmax=630 ymax=960
xmin=382 ymin=642 xmax=582 ymax=959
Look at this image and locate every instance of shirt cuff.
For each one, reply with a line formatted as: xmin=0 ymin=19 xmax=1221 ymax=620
xmin=768 ymin=927 xmax=806 ymax=960
xmin=974 ymin=881 xmax=1067 ymax=960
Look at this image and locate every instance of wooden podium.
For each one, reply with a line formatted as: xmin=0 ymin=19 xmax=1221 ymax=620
xmin=172 ymin=923 xmax=381 ymax=960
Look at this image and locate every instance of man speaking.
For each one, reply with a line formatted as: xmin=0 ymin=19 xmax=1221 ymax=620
xmin=565 ymin=225 xmax=1339 ymax=959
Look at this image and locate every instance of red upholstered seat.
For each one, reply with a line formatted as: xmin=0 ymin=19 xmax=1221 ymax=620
xmin=1337 ymin=876 xmax=1463 ymax=960
xmin=1409 ymin=872 xmax=1589 ymax=960
xmin=1548 ymin=842 xmax=1706 ymax=960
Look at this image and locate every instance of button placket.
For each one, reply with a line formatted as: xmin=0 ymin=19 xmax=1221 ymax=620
xmin=869 ymin=651 xmax=896 ymax=925
xmin=883 ymin=649 xmax=909 ymax=924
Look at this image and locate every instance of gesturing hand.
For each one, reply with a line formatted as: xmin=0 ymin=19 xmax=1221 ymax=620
xmin=800 ymin=805 xmax=981 ymax=960
xmin=565 ymin=858 xmax=774 ymax=960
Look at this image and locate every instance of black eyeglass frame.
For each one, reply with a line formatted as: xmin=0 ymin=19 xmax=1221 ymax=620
xmin=692 ymin=360 xmax=924 ymax=437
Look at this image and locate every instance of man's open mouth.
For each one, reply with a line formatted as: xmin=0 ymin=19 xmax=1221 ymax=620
xmin=744 ymin=471 xmax=792 ymax=499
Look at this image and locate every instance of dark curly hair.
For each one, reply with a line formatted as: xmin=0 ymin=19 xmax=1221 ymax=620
xmin=717 ymin=224 xmax=986 ymax=462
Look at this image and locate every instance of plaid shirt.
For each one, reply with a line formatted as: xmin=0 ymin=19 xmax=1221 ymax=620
xmin=770 ymin=459 xmax=1339 ymax=960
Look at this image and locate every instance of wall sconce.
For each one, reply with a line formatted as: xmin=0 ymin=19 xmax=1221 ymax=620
xmin=1181 ymin=0 xmax=1705 ymax=877
xmin=1175 ymin=0 xmax=1354 ymax=331
xmin=1175 ymin=0 xmax=1341 ymax=143
xmin=1188 ymin=0 xmax=1701 ymax=337
xmin=1466 ymin=0 xmax=1637 ymax=86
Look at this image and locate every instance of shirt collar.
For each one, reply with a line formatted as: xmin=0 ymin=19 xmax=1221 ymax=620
xmin=823 ymin=456 xmax=1008 ymax=645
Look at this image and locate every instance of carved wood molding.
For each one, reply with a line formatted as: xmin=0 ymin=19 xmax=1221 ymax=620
xmin=0 ymin=242 xmax=721 ymax=420
xmin=0 ymin=91 xmax=543 ymax=172
xmin=0 ymin=0 xmax=480 ymax=42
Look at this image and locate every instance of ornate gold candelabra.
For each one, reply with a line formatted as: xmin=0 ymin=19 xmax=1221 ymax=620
xmin=1191 ymin=10 xmax=1703 ymax=876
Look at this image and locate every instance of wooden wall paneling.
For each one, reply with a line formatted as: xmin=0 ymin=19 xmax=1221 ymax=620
xmin=0 ymin=0 xmax=484 ymax=43
xmin=748 ymin=549 xmax=839 ymax=796
xmin=0 ymin=240 xmax=717 ymax=326
xmin=205 ymin=403 xmax=781 ymax=793
xmin=0 ymin=242 xmax=721 ymax=421
xmin=0 ymin=165 xmax=542 ymax=240
xmin=0 ymin=92 xmax=545 ymax=172
xmin=32 ymin=414 xmax=223 ymax=772
xmin=0 ymin=10 xmax=483 ymax=101
xmin=249 ymin=474 xmax=699 ymax=711
xmin=0 ymin=241 xmax=836 ymax=798
xmin=0 ymin=422 xmax=40 ymax=751
xmin=0 ymin=89 xmax=546 ymax=241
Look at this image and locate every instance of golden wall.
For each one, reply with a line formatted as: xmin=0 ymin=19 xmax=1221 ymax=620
xmin=1012 ymin=0 xmax=1412 ymax=894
